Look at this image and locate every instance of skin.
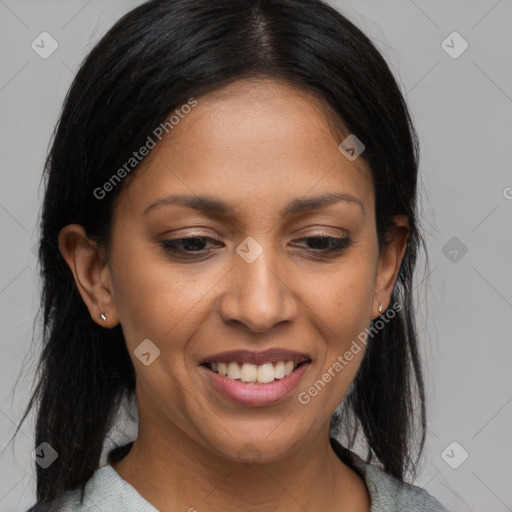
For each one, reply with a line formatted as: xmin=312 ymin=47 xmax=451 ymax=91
xmin=59 ymin=78 xmax=409 ymax=512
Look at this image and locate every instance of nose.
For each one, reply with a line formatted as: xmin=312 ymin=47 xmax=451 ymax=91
xmin=219 ymin=243 xmax=298 ymax=333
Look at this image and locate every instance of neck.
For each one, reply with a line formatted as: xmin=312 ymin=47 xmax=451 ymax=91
xmin=112 ymin=418 xmax=370 ymax=512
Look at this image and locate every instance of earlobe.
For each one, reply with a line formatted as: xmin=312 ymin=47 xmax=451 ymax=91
xmin=58 ymin=224 xmax=119 ymax=328
xmin=373 ymin=215 xmax=409 ymax=318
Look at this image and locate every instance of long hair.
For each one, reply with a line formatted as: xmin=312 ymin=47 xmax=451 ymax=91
xmin=16 ymin=0 xmax=428 ymax=508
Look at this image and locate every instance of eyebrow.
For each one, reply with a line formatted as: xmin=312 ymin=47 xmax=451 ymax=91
xmin=142 ymin=192 xmax=365 ymax=217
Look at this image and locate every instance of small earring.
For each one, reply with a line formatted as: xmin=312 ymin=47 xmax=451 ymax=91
xmin=378 ymin=304 xmax=383 ymax=313
xmin=99 ymin=313 xmax=107 ymax=322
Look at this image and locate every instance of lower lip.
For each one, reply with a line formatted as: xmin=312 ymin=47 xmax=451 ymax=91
xmin=199 ymin=362 xmax=310 ymax=407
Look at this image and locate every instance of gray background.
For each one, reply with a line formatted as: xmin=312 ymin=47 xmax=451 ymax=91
xmin=1 ymin=0 xmax=511 ymax=510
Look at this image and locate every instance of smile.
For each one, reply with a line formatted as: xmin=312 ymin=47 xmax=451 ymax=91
xmin=199 ymin=360 xmax=311 ymax=407
xmin=203 ymin=360 xmax=309 ymax=384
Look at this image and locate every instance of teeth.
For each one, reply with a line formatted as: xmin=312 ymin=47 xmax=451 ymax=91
xmin=227 ymin=361 xmax=241 ymax=379
xmin=257 ymin=363 xmax=275 ymax=383
xmin=274 ymin=361 xmax=285 ymax=379
xmin=218 ymin=362 xmax=227 ymax=376
xmin=208 ymin=360 xmax=303 ymax=383
xmin=240 ymin=363 xmax=258 ymax=382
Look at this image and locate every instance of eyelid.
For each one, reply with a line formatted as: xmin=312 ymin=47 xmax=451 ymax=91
xmin=159 ymin=233 xmax=353 ymax=260
xmin=294 ymin=227 xmax=348 ymax=238
xmin=161 ymin=227 xmax=348 ymax=242
xmin=162 ymin=228 xmax=222 ymax=240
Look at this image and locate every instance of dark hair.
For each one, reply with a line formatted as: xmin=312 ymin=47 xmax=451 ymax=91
xmin=16 ymin=0 xmax=428 ymax=508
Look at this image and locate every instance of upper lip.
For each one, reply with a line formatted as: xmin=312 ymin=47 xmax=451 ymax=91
xmin=201 ymin=348 xmax=312 ymax=366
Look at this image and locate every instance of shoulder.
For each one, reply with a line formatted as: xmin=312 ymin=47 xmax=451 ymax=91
xmin=330 ymin=437 xmax=449 ymax=512
xmin=357 ymin=457 xmax=449 ymax=511
xmin=25 ymin=465 xmax=157 ymax=512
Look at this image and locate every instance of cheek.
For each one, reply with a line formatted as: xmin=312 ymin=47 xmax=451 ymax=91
xmin=323 ymin=255 xmax=376 ymax=336
xmin=108 ymin=239 xmax=221 ymax=354
xmin=306 ymin=253 xmax=376 ymax=404
xmin=108 ymin=246 xmax=206 ymax=410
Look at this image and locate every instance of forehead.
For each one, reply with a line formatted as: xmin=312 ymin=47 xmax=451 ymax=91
xmin=116 ymin=78 xmax=374 ymax=219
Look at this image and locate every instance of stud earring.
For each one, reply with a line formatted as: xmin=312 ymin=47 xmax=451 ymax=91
xmin=378 ymin=304 xmax=383 ymax=313
xmin=99 ymin=313 xmax=107 ymax=322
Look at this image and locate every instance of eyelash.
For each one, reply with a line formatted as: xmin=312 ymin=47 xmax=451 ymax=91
xmin=159 ymin=235 xmax=352 ymax=259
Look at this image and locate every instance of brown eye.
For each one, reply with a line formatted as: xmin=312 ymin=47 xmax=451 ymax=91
xmin=296 ymin=236 xmax=352 ymax=253
xmin=160 ymin=235 xmax=352 ymax=261
xmin=160 ymin=236 xmax=220 ymax=257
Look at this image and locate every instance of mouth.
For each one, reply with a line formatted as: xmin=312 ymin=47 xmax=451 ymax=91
xmin=198 ymin=348 xmax=312 ymax=406
xmin=200 ymin=359 xmax=311 ymax=385
xmin=199 ymin=357 xmax=312 ymax=407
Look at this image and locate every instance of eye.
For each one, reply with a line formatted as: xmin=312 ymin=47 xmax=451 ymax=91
xmin=160 ymin=236 xmax=219 ymax=258
xmin=294 ymin=235 xmax=352 ymax=254
xmin=159 ymin=235 xmax=352 ymax=259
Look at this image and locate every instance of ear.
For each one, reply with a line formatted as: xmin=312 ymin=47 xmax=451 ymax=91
xmin=372 ymin=215 xmax=409 ymax=319
xmin=58 ymin=224 xmax=119 ymax=328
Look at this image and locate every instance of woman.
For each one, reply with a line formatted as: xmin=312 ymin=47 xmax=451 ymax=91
xmin=20 ymin=0 xmax=448 ymax=510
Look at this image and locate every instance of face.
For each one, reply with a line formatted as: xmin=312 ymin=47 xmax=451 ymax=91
xmin=61 ymin=78 xmax=408 ymax=464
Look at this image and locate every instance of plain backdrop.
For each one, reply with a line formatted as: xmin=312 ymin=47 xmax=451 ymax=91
xmin=1 ymin=1 xmax=511 ymax=510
